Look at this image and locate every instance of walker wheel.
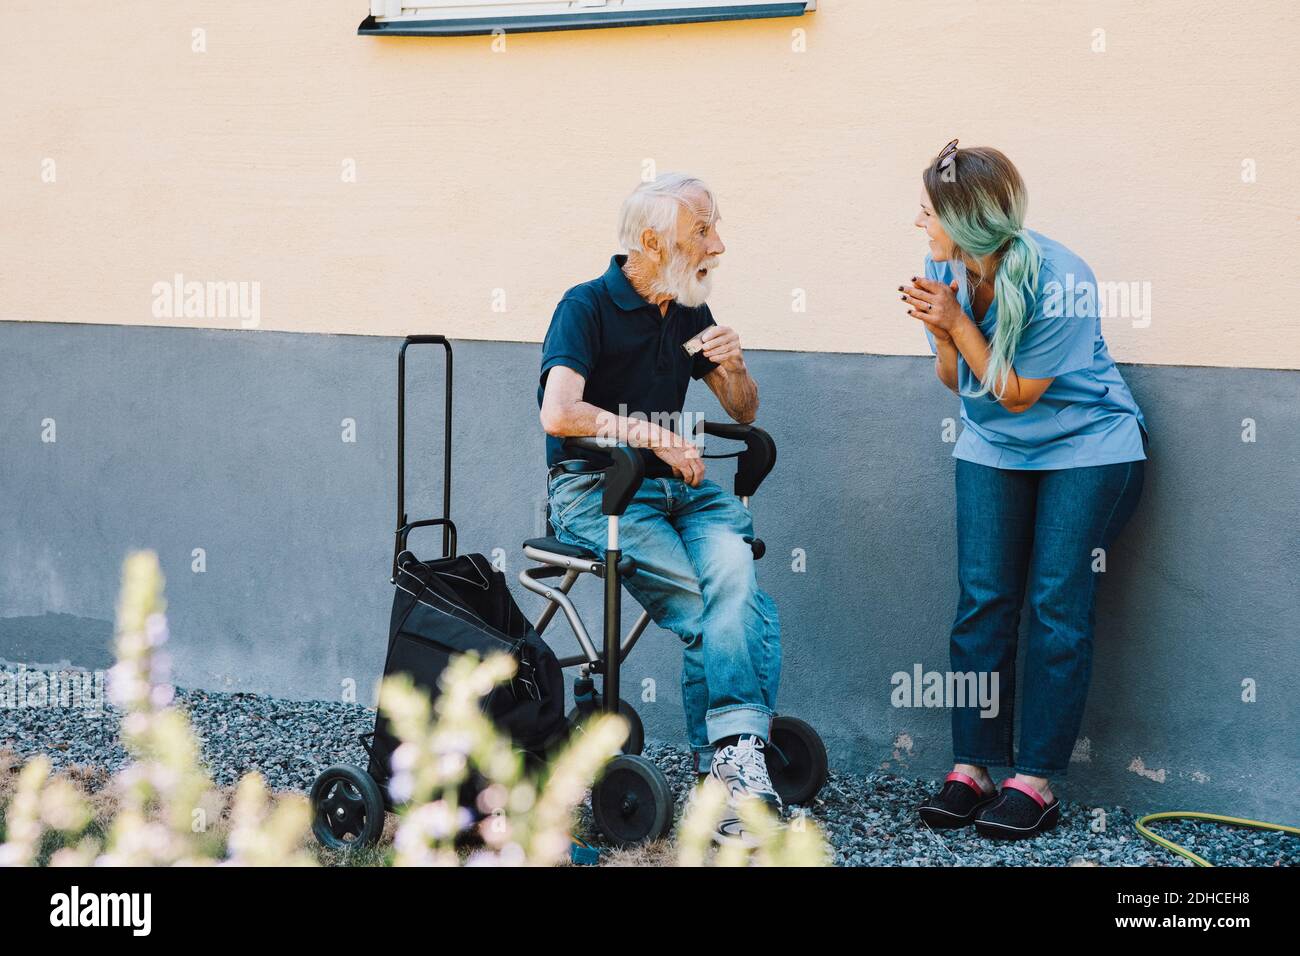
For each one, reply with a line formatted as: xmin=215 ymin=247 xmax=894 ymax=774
xmin=768 ymin=715 xmax=829 ymax=806
xmin=310 ymin=764 xmax=386 ymax=851
xmin=590 ymin=754 xmax=673 ymax=846
xmin=568 ymin=697 xmax=644 ymax=756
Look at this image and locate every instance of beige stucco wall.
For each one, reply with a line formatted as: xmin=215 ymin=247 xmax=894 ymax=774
xmin=2 ymin=0 xmax=1295 ymax=368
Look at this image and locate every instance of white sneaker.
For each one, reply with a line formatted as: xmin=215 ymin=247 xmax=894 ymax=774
xmin=709 ymin=735 xmax=783 ymax=809
xmin=707 ymin=735 xmax=783 ymax=846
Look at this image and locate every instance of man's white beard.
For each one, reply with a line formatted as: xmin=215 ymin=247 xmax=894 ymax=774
xmin=657 ymin=251 xmax=718 ymax=308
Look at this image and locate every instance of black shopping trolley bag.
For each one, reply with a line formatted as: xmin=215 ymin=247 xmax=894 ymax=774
xmin=365 ymin=551 xmax=566 ymax=788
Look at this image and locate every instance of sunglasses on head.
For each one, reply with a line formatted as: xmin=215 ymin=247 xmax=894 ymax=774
xmin=937 ymin=138 xmax=959 ymax=172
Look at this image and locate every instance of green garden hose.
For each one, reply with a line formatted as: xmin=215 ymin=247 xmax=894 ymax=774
xmin=1134 ymin=811 xmax=1300 ymax=867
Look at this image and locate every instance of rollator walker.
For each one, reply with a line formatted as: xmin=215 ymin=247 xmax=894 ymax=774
xmin=519 ymin=420 xmax=829 ymax=845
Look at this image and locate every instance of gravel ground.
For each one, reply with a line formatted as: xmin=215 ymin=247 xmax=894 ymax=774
xmin=3 ymin=678 xmax=1295 ymax=867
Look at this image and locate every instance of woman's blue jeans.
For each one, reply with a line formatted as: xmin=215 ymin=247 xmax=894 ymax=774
xmin=950 ymin=457 xmax=1145 ymax=776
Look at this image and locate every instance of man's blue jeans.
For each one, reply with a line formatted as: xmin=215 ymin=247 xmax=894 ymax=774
xmin=547 ymin=469 xmax=781 ymax=771
xmin=951 ymin=458 xmax=1145 ymax=776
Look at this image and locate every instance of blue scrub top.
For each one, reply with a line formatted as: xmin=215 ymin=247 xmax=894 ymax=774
xmin=924 ymin=230 xmax=1147 ymax=470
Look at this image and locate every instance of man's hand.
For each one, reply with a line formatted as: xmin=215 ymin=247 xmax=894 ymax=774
xmin=700 ymin=325 xmax=744 ymax=370
xmin=700 ymin=323 xmax=759 ymax=424
xmin=653 ymin=439 xmax=705 ymax=487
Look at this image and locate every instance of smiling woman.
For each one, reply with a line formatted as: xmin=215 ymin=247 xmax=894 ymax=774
xmin=358 ymin=0 xmax=817 ymax=36
xmin=907 ymin=141 xmax=1150 ymax=842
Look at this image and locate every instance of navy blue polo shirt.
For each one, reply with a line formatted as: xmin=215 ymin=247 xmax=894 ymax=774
xmin=538 ymin=254 xmax=718 ymax=478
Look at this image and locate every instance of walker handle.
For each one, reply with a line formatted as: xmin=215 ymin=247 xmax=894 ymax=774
xmin=695 ymin=421 xmax=777 ymax=498
xmin=563 ymin=437 xmax=645 ymax=517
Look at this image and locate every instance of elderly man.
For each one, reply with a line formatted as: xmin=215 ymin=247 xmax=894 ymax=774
xmin=537 ymin=173 xmax=782 ymax=844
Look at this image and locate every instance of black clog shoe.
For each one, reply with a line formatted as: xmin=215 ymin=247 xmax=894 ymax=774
xmin=917 ymin=771 xmax=999 ymax=829
xmin=973 ymin=777 xmax=1061 ymax=839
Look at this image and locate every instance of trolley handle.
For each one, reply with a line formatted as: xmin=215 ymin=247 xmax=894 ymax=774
xmin=395 ymin=335 xmax=454 ymax=580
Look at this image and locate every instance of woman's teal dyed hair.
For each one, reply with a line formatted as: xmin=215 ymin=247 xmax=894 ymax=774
xmin=923 ymin=145 xmax=1041 ymax=399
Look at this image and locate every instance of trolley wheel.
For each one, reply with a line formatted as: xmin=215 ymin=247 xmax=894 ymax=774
xmin=568 ymin=697 xmax=644 ymax=756
xmin=768 ymin=715 xmax=829 ymax=806
xmin=590 ymin=754 xmax=673 ymax=846
xmin=310 ymin=764 xmax=386 ymax=851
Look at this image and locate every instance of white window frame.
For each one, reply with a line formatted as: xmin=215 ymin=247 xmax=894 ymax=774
xmin=360 ymin=0 xmax=816 ymax=36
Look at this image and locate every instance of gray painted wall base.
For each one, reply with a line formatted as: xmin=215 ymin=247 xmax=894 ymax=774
xmin=2 ymin=322 xmax=1297 ymax=821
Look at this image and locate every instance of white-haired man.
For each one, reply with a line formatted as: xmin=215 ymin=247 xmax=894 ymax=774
xmin=538 ymin=173 xmax=782 ymax=844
